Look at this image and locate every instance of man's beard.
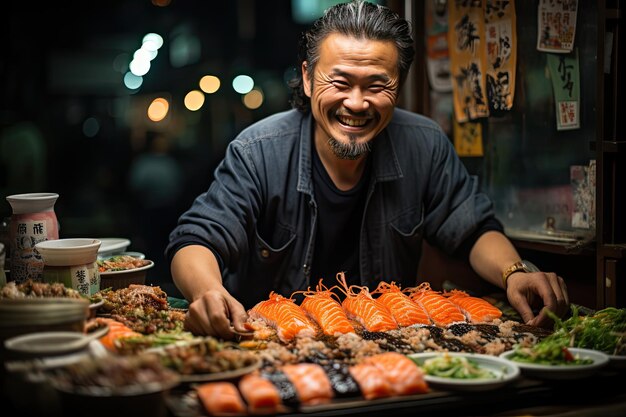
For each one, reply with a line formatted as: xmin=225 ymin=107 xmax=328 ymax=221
xmin=327 ymin=135 xmax=371 ymax=160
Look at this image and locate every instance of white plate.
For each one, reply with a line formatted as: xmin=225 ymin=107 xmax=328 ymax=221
xmin=499 ymin=348 xmax=609 ymax=380
xmin=4 ymin=325 xmax=109 ymax=356
xmin=97 ymin=238 xmax=131 ymax=258
xmin=408 ymin=352 xmax=520 ymax=392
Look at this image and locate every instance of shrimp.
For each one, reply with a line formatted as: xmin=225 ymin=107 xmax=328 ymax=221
xmin=335 ymin=272 xmax=398 ymax=332
xmin=293 ymin=279 xmax=355 ymax=336
xmin=405 ymin=282 xmax=466 ymax=327
xmin=443 ymin=289 xmax=503 ymax=323
xmin=371 ymin=281 xmax=431 ymax=327
xmin=249 ymin=291 xmax=318 ymax=343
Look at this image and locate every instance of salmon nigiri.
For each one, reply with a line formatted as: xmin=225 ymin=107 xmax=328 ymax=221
xmin=281 ymin=363 xmax=334 ymax=405
xmin=443 ymin=289 xmax=503 ymax=323
xmin=363 ymin=352 xmax=429 ymax=395
xmin=249 ymin=292 xmax=318 ymax=343
xmin=349 ymin=362 xmax=393 ymax=400
xmin=293 ymin=279 xmax=355 ymax=336
xmin=196 ymin=381 xmax=246 ymax=416
xmin=335 ymin=272 xmax=398 ymax=332
xmin=372 ymin=281 xmax=431 ymax=327
xmin=406 ymin=282 xmax=466 ymax=327
xmin=239 ymin=372 xmax=284 ymax=414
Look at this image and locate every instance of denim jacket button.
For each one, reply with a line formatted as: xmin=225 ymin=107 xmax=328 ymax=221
xmin=260 ymin=249 xmax=270 ymax=258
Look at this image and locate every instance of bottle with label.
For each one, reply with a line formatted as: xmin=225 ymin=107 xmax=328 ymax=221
xmin=6 ymin=193 xmax=59 ymax=283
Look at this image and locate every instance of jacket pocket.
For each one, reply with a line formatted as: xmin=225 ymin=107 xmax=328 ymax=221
xmin=253 ymin=228 xmax=296 ymax=264
xmin=386 ymin=207 xmax=424 ymax=287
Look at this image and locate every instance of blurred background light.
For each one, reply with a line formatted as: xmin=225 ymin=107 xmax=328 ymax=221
xmin=232 ymin=75 xmax=254 ymax=94
xmin=199 ymin=75 xmax=221 ymax=94
xmin=82 ymin=117 xmax=100 ymax=137
xmin=184 ymin=90 xmax=205 ymax=111
xmin=147 ymin=97 xmax=170 ymax=122
xmin=243 ymin=89 xmax=264 ymax=109
xmin=124 ymin=72 xmax=144 ymax=90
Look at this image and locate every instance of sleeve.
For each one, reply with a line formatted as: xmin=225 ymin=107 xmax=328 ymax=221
xmin=422 ymin=128 xmax=498 ymax=254
xmin=164 ymin=139 xmax=262 ymax=273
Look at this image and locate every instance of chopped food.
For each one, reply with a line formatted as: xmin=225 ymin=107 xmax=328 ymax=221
xmin=0 ymin=279 xmax=84 ymax=300
xmin=508 ymin=342 xmax=593 ymax=366
xmin=97 ymin=255 xmax=151 ymax=272
xmin=419 ymin=353 xmax=496 ymax=379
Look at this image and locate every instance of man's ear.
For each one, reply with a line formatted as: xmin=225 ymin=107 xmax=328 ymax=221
xmin=302 ymin=61 xmax=312 ymax=98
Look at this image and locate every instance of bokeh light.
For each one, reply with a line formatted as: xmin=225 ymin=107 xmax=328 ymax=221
xmin=184 ymin=90 xmax=205 ymax=111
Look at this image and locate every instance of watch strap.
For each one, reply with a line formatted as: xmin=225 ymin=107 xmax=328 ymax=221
xmin=502 ymin=260 xmax=537 ymax=287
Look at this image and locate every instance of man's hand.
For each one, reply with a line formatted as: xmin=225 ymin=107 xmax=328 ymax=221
xmin=505 ymin=271 xmax=569 ymax=328
xmin=184 ymin=288 xmax=249 ymax=340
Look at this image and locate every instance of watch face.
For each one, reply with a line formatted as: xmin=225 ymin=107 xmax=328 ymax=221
xmin=522 ymin=260 xmax=540 ymax=273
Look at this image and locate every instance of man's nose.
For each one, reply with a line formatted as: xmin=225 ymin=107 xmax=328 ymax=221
xmin=343 ymin=88 xmax=370 ymax=112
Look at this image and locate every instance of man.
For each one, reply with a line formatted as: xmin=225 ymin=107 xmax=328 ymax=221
xmin=166 ymin=0 xmax=569 ymax=339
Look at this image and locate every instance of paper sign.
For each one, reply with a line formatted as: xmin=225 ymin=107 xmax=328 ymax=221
xmin=485 ymin=0 xmax=517 ymax=113
xmin=448 ymin=0 xmax=490 ymax=123
xmin=426 ymin=0 xmax=452 ymax=92
xmin=537 ymin=0 xmax=578 ymax=53
xmin=453 ymin=119 xmax=484 ymax=157
xmin=547 ymin=49 xmax=580 ymax=130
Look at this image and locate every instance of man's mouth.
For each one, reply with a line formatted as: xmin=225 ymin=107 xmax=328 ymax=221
xmin=337 ymin=115 xmax=369 ymax=127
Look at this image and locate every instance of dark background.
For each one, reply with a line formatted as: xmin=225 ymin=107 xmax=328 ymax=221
xmin=1 ymin=0 xmax=348 ymax=296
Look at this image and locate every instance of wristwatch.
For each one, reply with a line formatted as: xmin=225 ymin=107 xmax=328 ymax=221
xmin=502 ymin=260 xmax=539 ymax=287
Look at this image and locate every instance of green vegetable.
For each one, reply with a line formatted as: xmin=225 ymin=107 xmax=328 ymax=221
xmin=419 ymin=354 xmax=496 ymax=379
xmin=546 ymin=306 xmax=626 ymax=356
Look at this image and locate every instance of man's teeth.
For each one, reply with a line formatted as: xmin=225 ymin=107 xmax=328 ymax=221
xmin=338 ymin=116 xmax=367 ymax=127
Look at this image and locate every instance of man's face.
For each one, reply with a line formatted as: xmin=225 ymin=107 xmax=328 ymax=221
xmin=303 ymin=33 xmax=400 ymax=160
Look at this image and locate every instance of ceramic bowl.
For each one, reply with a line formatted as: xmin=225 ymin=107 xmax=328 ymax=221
xmin=50 ymin=354 xmax=180 ymax=417
xmin=99 ymin=260 xmax=154 ymax=290
xmin=0 ymin=298 xmax=90 ymax=361
xmin=96 ymin=238 xmax=131 ymax=260
xmin=35 ymin=239 xmax=101 ymax=296
xmin=35 ymin=239 xmax=101 ymax=266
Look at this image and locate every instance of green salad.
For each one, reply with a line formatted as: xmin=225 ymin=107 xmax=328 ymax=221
xmin=548 ymin=306 xmax=626 ymax=356
xmin=508 ymin=306 xmax=626 ymax=365
xmin=419 ymin=354 xmax=496 ymax=379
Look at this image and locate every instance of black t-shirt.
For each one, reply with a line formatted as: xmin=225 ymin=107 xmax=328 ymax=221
xmin=311 ymin=147 xmax=371 ymax=288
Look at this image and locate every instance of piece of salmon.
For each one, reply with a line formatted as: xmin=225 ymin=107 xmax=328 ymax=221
xmin=407 ymin=283 xmax=466 ymax=327
xmin=444 ymin=289 xmax=503 ymax=323
xmin=372 ymin=281 xmax=431 ymax=327
xmin=348 ymin=362 xmax=393 ymax=400
xmin=196 ymin=381 xmax=246 ymax=416
xmin=297 ymin=279 xmax=355 ymax=336
xmin=249 ymin=292 xmax=318 ymax=343
xmin=363 ymin=352 xmax=429 ymax=396
xmin=335 ymin=272 xmax=398 ymax=332
xmin=238 ymin=372 xmax=284 ymax=415
xmin=281 ymin=363 xmax=334 ymax=405
xmin=94 ymin=317 xmax=141 ymax=352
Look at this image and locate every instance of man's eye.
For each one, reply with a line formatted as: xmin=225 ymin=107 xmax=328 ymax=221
xmin=369 ymin=85 xmax=385 ymax=92
xmin=331 ymin=81 xmax=349 ymax=88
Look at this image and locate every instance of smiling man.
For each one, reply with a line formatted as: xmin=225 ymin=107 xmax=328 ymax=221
xmin=166 ymin=0 xmax=569 ymax=339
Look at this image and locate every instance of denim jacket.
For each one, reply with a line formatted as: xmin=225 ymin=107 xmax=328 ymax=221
xmin=166 ymin=108 xmax=496 ymax=308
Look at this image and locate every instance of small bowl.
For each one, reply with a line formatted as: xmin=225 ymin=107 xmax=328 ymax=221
xmin=4 ymin=325 xmax=109 ymax=359
xmin=50 ymin=354 xmax=180 ymax=417
xmin=0 ymin=298 xmax=90 ymax=361
xmin=97 ymin=238 xmax=131 ymax=260
xmin=35 ymin=239 xmax=101 ymax=267
xmin=99 ymin=260 xmax=154 ymax=290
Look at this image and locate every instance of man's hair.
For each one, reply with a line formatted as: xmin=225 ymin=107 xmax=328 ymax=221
xmin=289 ymin=0 xmax=415 ymax=113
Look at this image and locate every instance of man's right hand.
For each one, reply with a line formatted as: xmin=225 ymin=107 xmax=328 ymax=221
xmin=184 ymin=288 xmax=249 ymax=340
